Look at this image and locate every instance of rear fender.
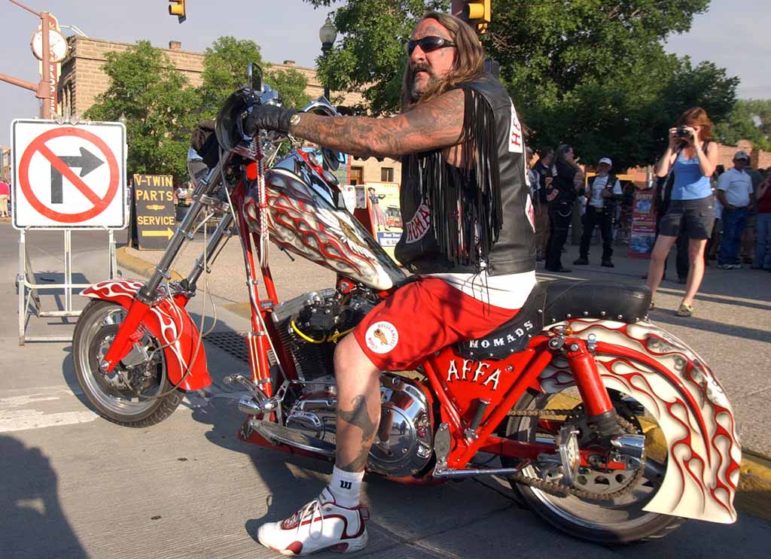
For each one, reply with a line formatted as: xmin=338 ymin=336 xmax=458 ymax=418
xmin=538 ymin=319 xmax=740 ymax=524
xmin=82 ymin=280 xmax=211 ymax=391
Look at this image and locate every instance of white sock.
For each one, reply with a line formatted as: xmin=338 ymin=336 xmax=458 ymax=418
xmin=327 ymin=466 xmax=364 ymax=508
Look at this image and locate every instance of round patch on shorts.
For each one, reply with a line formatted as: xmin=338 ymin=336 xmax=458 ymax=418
xmin=364 ymin=321 xmax=399 ymax=354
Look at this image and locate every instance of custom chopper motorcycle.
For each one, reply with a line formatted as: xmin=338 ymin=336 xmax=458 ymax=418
xmin=72 ymin=71 xmax=740 ymax=544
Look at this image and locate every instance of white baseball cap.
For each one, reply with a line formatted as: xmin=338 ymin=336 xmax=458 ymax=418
xmin=598 ymin=157 xmax=613 ymax=167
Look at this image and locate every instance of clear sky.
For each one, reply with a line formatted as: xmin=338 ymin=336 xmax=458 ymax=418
xmin=1 ymin=0 xmax=769 ymax=148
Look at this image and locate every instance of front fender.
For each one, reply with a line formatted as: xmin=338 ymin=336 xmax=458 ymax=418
xmin=539 ymin=319 xmax=740 ymax=524
xmin=82 ymin=280 xmax=211 ymax=391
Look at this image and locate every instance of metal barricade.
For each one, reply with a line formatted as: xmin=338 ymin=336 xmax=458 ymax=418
xmin=16 ymin=228 xmax=117 ymax=344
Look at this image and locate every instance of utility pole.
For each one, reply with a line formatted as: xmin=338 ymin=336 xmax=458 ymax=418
xmin=0 ymin=0 xmax=65 ymax=119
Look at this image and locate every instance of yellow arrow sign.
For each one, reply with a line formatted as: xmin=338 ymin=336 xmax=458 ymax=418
xmin=146 ymin=204 xmax=166 ymax=211
xmin=141 ymin=228 xmax=174 ymax=239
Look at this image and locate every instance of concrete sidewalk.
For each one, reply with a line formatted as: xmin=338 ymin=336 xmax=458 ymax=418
xmin=117 ymin=235 xmax=771 ymax=519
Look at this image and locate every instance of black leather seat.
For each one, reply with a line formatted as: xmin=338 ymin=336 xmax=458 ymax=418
xmin=543 ymin=280 xmax=651 ymax=325
xmin=456 ymin=280 xmax=651 ymax=360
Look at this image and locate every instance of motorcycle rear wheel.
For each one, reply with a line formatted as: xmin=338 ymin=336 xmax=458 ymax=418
xmin=504 ymin=388 xmax=685 ymax=543
xmin=73 ymin=300 xmax=183 ymax=427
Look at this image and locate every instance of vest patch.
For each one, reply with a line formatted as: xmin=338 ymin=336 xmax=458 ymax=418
xmin=405 ymin=202 xmax=432 ymax=244
xmin=508 ymin=101 xmax=523 ymax=154
xmin=525 ymin=193 xmax=536 ymax=232
xmin=365 ymin=321 xmax=399 ymax=354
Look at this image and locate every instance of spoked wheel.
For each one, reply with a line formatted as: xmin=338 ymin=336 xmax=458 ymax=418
xmin=73 ymin=300 xmax=183 ymax=427
xmin=504 ymin=387 xmax=685 ymax=543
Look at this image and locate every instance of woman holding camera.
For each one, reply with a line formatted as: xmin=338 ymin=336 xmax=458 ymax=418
xmin=646 ymin=107 xmax=719 ymax=316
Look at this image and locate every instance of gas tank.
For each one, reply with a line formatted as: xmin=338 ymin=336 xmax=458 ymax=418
xmin=263 ymin=152 xmax=406 ymax=290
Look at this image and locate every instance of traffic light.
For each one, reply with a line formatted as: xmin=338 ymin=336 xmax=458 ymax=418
xmin=168 ymin=0 xmax=186 ymax=23
xmin=464 ymin=0 xmax=491 ymax=34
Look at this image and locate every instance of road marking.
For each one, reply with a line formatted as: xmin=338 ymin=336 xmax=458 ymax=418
xmin=0 ymin=409 xmax=97 ymax=433
xmin=0 ymin=388 xmax=97 ymax=432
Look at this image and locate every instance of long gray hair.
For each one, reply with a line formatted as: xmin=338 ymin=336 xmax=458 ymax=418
xmin=400 ymin=12 xmax=485 ymax=111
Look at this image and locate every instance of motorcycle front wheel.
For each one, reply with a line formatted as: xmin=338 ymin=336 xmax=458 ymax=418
xmin=504 ymin=387 xmax=685 ymax=543
xmin=73 ymin=300 xmax=183 ymax=427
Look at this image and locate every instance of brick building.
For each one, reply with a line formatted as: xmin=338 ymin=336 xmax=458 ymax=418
xmin=57 ymin=36 xmax=399 ymax=186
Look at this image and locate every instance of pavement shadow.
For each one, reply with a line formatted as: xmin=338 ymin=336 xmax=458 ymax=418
xmin=58 ymin=345 xmax=93 ymax=411
xmin=0 ymin=435 xmax=87 ymax=559
xmin=650 ymin=311 xmax=771 ymax=343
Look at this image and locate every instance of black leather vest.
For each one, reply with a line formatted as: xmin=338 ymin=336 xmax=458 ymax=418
xmin=395 ymin=73 xmax=535 ymax=276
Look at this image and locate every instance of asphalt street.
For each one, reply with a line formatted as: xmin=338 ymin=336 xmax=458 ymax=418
xmin=0 ymin=222 xmax=769 ymax=558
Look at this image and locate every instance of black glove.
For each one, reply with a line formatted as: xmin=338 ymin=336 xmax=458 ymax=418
xmin=243 ymin=105 xmax=297 ymax=136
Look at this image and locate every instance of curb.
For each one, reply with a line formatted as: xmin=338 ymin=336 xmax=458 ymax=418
xmin=117 ymin=247 xmax=771 ymax=521
xmin=116 ymin=246 xmax=183 ymax=281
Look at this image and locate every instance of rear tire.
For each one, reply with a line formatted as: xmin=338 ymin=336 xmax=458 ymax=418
xmin=73 ymin=300 xmax=183 ymax=427
xmin=504 ymin=389 xmax=686 ymax=543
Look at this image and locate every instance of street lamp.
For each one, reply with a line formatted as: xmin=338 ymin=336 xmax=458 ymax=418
xmin=318 ymin=16 xmax=337 ymax=99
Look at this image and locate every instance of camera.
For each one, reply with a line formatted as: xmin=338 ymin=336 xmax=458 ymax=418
xmin=675 ymin=126 xmax=691 ymax=138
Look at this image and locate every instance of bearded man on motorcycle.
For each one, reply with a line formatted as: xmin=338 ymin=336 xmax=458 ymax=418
xmin=245 ymin=12 xmax=535 ymax=555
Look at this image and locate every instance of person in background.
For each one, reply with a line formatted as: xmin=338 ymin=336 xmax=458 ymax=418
xmin=753 ymin=173 xmax=771 ymax=271
xmin=646 ymin=107 xmax=719 ymax=317
xmin=574 ymin=157 xmax=623 ymax=267
xmin=0 ymin=177 xmax=10 ymax=217
xmin=532 ymin=148 xmax=554 ymax=261
xmin=544 ymin=144 xmax=583 ymax=273
xmin=716 ymin=151 xmax=755 ymax=269
xmin=706 ymin=164 xmax=726 ymax=262
xmin=741 ymin=162 xmax=764 ymax=263
xmin=367 ymin=187 xmax=389 ymax=231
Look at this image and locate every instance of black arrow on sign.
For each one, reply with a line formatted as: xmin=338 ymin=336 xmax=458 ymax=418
xmin=50 ymin=147 xmax=105 ymax=204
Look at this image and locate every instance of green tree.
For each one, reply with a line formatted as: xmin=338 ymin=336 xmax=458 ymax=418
xmin=715 ymin=99 xmax=771 ymax=151
xmin=266 ymin=68 xmax=311 ymax=109
xmin=198 ymin=36 xmax=310 ymax=118
xmin=84 ymin=41 xmax=199 ymax=181
xmin=198 ymin=36 xmax=264 ymax=112
xmin=302 ymin=0 xmax=738 ymax=169
xmin=306 ymin=0 xmax=449 ymax=114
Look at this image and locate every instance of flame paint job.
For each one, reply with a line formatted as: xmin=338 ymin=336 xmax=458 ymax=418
xmin=82 ymin=280 xmax=211 ymax=391
xmin=539 ymin=319 xmax=740 ymax=524
xmin=243 ymin=167 xmax=406 ymax=291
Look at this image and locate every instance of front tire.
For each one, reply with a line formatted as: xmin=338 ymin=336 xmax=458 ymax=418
xmin=505 ymin=388 xmax=685 ymax=543
xmin=73 ymin=300 xmax=183 ymax=427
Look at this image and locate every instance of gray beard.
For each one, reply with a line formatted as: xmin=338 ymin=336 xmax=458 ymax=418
xmin=409 ymin=72 xmax=438 ymax=103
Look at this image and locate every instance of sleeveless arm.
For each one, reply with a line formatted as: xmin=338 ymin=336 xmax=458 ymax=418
xmin=289 ymin=89 xmax=465 ymax=159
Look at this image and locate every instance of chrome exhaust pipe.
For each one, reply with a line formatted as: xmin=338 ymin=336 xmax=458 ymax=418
xmin=238 ymin=396 xmax=264 ymax=416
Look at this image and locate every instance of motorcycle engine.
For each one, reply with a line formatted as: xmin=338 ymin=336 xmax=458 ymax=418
xmin=285 ymin=373 xmax=434 ymax=478
xmin=273 ymin=287 xmax=434 ymax=477
xmin=274 ymin=287 xmax=375 ymax=382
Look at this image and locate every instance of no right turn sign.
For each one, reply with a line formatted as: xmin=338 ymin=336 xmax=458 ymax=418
xmin=12 ymin=120 xmax=126 ymax=229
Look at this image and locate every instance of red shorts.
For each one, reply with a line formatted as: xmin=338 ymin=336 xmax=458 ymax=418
xmin=352 ymin=277 xmax=520 ymax=371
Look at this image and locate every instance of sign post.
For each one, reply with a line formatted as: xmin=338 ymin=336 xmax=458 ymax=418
xmin=12 ymin=119 xmax=127 ymax=344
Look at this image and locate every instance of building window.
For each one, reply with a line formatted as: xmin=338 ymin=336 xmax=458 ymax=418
xmin=381 ymin=167 xmax=394 ymax=182
xmin=350 ymin=166 xmax=364 ymax=185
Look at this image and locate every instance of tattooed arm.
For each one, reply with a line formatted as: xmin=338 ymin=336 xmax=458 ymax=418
xmin=290 ymin=89 xmax=465 ymax=159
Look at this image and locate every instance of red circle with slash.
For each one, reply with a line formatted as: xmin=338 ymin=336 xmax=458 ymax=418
xmin=18 ymin=126 xmax=119 ymax=223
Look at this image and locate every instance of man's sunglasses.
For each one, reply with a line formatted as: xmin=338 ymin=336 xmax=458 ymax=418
xmin=407 ymin=36 xmax=456 ymax=55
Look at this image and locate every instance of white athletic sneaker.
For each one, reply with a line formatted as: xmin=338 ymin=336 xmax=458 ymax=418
xmin=257 ymin=488 xmax=369 ymax=556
